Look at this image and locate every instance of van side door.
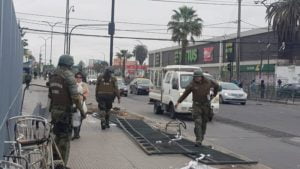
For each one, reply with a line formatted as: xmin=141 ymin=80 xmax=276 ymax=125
xmin=162 ymin=71 xmax=173 ymax=104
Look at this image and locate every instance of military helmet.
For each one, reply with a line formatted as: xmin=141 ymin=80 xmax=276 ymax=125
xmin=58 ymin=54 xmax=74 ymax=67
xmin=105 ymin=66 xmax=114 ymax=74
xmin=193 ymin=70 xmax=203 ymax=77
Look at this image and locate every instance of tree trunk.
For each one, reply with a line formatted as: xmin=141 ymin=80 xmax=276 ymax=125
xmin=123 ymin=57 xmax=126 ymax=79
xmin=181 ymin=40 xmax=187 ymax=65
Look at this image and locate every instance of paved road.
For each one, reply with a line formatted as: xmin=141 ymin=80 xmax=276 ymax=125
xmin=89 ymin=85 xmax=300 ymax=169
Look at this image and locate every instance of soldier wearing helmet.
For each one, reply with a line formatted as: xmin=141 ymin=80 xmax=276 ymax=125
xmin=48 ymin=54 xmax=85 ymax=169
xmin=175 ymin=69 xmax=219 ymax=147
xmin=95 ymin=66 xmax=120 ymax=130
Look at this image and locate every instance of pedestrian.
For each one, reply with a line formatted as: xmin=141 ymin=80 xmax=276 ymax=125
xmin=238 ymin=80 xmax=243 ymax=88
xmin=34 ymin=71 xmax=38 ymax=79
xmin=48 ymin=55 xmax=85 ymax=169
xmin=260 ymin=80 xmax=266 ymax=98
xmin=175 ymin=70 xmax=220 ymax=147
xmin=250 ymin=80 xmax=256 ymax=96
xmin=72 ymin=72 xmax=89 ymax=140
xmin=24 ymin=71 xmax=32 ymax=89
xmin=277 ymin=79 xmax=282 ymax=88
xmin=95 ymin=67 xmax=120 ymax=130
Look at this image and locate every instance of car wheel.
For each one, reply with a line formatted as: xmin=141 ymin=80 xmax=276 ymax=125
xmin=154 ymin=102 xmax=163 ymax=114
xmin=241 ymin=102 xmax=246 ymax=105
xmin=124 ymin=94 xmax=128 ymax=97
xmin=169 ymin=104 xmax=176 ymax=119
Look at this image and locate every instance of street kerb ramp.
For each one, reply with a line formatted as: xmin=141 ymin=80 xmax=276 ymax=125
xmin=117 ymin=118 xmax=258 ymax=165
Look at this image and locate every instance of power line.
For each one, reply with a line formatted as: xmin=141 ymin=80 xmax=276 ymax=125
xmin=22 ymin=27 xmax=281 ymax=45
xmin=241 ymin=20 xmax=262 ymax=28
xmin=18 ymin=17 xmax=260 ymax=32
xmin=148 ymin=0 xmax=264 ymax=6
xmin=16 ymin=12 xmax=262 ymax=29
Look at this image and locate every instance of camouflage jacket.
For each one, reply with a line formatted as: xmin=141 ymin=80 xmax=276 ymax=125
xmin=178 ymin=77 xmax=219 ymax=104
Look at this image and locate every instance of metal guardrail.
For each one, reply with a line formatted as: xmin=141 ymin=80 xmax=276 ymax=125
xmin=245 ymin=85 xmax=300 ymax=104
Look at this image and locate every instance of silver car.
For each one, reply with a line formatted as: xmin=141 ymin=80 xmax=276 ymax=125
xmin=219 ymin=82 xmax=247 ymax=105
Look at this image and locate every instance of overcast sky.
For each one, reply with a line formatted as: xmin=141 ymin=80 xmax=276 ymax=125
xmin=13 ymin=0 xmax=275 ymax=66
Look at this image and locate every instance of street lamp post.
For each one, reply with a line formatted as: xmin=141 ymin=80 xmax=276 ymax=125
xmin=42 ymin=21 xmax=62 ymax=65
xmin=67 ymin=24 xmax=107 ymax=55
xmin=39 ymin=37 xmax=50 ymax=65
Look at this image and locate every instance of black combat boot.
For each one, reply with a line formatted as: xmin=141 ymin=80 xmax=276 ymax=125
xmin=101 ymin=120 xmax=106 ymax=130
xmin=105 ymin=115 xmax=110 ymax=128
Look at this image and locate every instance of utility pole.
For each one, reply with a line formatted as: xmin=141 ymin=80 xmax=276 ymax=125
xmin=64 ymin=0 xmax=69 ymax=54
xmin=236 ymin=0 xmax=242 ymax=81
xmin=109 ymin=0 xmax=116 ymax=66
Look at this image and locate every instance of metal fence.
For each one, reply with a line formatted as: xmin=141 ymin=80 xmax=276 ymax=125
xmin=245 ymin=85 xmax=300 ymax=104
xmin=0 ymin=0 xmax=24 ymax=158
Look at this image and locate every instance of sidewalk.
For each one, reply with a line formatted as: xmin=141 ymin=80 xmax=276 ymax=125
xmin=22 ymin=79 xmax=270 ymax=169
xmin=23 ymin=79 xmax=191 ymax=169
xmin=68 ymin=116 xmax=190 ymax=169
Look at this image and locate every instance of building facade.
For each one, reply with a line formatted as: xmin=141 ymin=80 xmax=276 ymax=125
xmin=149 ymin=28 xmax=300 ymax=86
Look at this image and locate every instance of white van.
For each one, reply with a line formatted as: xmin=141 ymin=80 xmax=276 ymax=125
xmin=149 ymin=65 xmax=219 ymax=119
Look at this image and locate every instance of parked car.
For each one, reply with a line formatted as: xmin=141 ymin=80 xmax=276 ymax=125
xmin=277 ymin=83 xmax=300 ymax=98
xmin=219 ymin=82 xmax=247 ymax=105
xmin=130 ymin=78 xmax=151 ymax=95
xmin=117 ymin=78 xmax=128 ymax=97
xmin=87 ymin=75 xmax=97 ymax=85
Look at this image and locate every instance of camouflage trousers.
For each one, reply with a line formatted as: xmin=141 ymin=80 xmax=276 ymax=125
xmin=192 ymin=102 xmax=210 ymax=144
xmin=52 ymin=113 xmax=72 ymax=165
xmin=97 ymin=95 xmax=114 ymax=123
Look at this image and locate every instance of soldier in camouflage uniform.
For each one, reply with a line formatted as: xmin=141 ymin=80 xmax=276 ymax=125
xmin=48 ymin=55 xmax=85 ymax=168
xmin=95 ymin=67 xmax=120 ymax=130
xmin=176 ymin=70 xmax=219 ymax=146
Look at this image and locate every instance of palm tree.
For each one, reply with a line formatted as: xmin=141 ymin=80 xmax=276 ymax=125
xmin=168 ymin=6 xmax=203 ymax=65
xmin=266 ymin=0 xmax=300 ymax=42
xmin=116 ymin=50 xmax=133 ymax=78
xmin=133 ymin=44 xmax=148 ymax=65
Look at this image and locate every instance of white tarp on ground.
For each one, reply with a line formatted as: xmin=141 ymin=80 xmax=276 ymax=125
xmin=181 ymin=160 xmax=217 ymax=169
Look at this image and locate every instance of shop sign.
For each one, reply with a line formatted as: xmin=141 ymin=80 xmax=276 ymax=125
xmin=174 ymin=48 xmax=198 ymax=64
xmin=240 ymin=64 xmax=275 ymax=72
xmin=203 ymin=47 xmax=214 ymax=62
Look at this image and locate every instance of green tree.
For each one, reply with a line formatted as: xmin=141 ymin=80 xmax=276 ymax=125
xmin=133 ymin=44 xmax=148 ymax=65
xmin=168 ymin=6 xmax=203 ymax=64
xmin=93 ymin=61 xmax=108 ymax=74
xmin=116 ymin=50 xmax=133 ymax=78
xmin=266 ymin=0 xmax=300 ymax=42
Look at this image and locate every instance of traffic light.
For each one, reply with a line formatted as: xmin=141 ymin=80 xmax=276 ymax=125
xmin=227 ymin=63 xmax=232 ymax=71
